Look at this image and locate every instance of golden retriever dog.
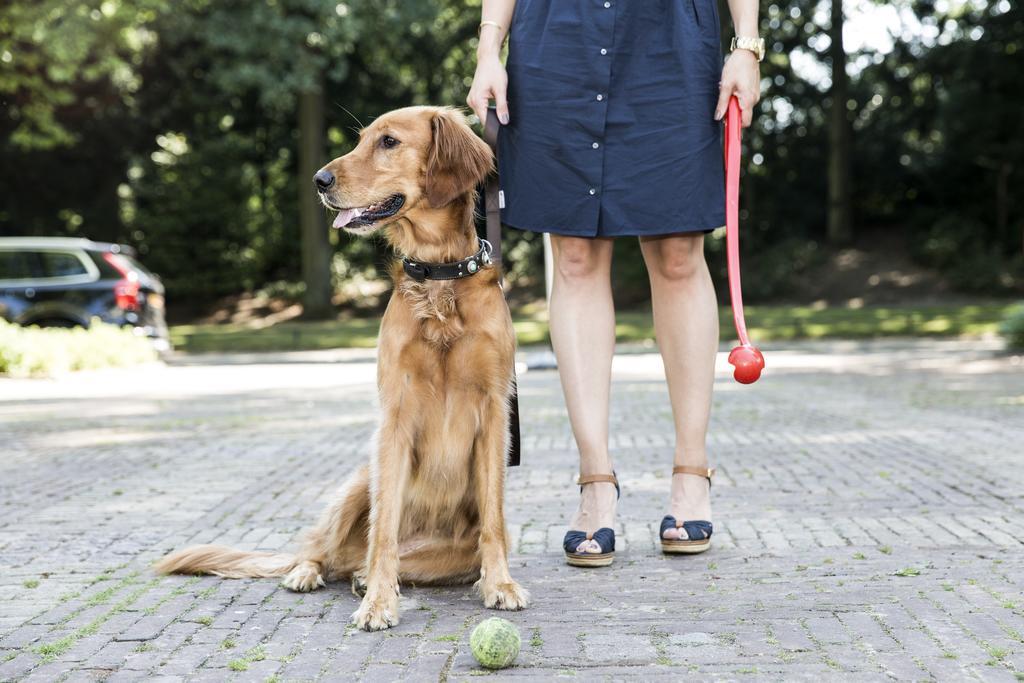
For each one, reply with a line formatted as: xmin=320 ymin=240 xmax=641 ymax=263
xmin=156 ymin=105 xmax=528 ymax=631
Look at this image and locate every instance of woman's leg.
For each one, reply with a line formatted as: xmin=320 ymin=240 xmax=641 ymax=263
xmin=548 ymin=234 xmax=618 ymax=554
xmin=638 ymin=233 xmax=718 ymax=538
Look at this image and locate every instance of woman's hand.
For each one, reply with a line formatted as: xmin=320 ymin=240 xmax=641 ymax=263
xmin=466 ymin=54 xmax=509 ymax=126
xmin=714 ymin=49 xmax=761 ymax=127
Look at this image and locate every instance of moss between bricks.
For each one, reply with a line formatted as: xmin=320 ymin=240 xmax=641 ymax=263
xmin=529 ymin=628 xmax=542 ymax=648
xmin=32 ymin=572 xmax=158 ymax=662
xmin=228 ymin=646 xmax=267 ymax=672
xmin=142 ymin=576 xmax=200 ymax=617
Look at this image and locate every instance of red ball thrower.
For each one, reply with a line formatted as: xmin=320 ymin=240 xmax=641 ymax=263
xmin=723 ymin=95 xmax=765 ymax=384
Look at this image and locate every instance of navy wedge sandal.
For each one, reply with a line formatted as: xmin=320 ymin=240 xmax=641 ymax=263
xmin=563 ymin=472 xmax=620 ymax=568
xmin=660 ymin=466 xmax=715 ymax=554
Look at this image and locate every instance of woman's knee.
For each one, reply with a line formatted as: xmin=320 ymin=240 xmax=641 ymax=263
xmin=643 ymin=234 xmax=706 ymax=282
xmin=552 ymin=235 xmax=611 ymax=281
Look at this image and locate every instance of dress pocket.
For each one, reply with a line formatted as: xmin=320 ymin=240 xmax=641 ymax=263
xmin=509 ymin=0 xmax=526 ymax=36
xmin=693 ymin=0 xmax=723 ymax=48
xmin=645 ymin=0 xmax=721 ymax=55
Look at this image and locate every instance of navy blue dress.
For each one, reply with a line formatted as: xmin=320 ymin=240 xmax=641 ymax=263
xmin=498 ymin=0 xmax=726 ymax=237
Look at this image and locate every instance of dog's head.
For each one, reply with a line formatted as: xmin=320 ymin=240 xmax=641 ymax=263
xmin=314 ymin=106 xmax=493 ymax=238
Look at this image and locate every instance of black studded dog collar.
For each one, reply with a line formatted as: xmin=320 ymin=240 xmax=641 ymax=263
xmin=402 ymin=239 xmax=494 ymax=282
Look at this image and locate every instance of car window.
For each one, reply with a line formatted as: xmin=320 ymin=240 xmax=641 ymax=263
xmin=0 ymin=250 xmax=37 ymax=280
xmin=39 ymin=251 xmax=89 ymax=278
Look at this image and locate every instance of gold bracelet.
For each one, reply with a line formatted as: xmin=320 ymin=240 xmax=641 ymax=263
xmin=478 ymin=20 xmax=504 ymax=36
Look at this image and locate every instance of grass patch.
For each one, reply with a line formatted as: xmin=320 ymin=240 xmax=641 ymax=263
xmin=228 ymin=645 xmax=266 ymax=672
xmin=986 ymin=645 xmax=1009 ymax=660
xmin=32 ymin=573 xmax=155 ymax=662
xmin=894 ymin=567 xmax=921 ymax=577
xmin=169 ymin=303 xmax=1015 ymax=354
xmin=34 ymin=636 xmax=76 ymax=660
xmin=0 ymin=319 xmax=157 ymax=378
xmin=84 ymin=582 xmax=123 ymax=608
xmin=530 ymin=628 xmax=543 ymax=648
xmin=879 ymin=546 xmax=893 ymax=555
xmin=144 ymin=576 xmax=199 ymax=617
xmin=649 ymin=626 xmax=672 ymax=667
xmin=22 ymin=579 xmax=40 ymax=589
xmin=196 ymin=615 xmax=213 ymax=626
xmin=998 ymin=303 xmax=1024 ymax=349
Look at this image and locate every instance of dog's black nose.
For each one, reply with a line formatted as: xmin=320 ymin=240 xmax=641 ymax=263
xmin=313 ymin=169 xmax=335 ymax=191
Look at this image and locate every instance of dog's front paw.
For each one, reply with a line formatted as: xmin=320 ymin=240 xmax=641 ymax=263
xmin=478 ymin=580 xmax=530 ymax=611
xmin=351 ymin=592 xmax=400 ymax=631
xmin=281 ymin=562 xmax=325 ymax=593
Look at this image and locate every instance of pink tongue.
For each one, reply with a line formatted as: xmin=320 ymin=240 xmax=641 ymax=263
xmin=332 ymin=208 xmax=361 ymax=228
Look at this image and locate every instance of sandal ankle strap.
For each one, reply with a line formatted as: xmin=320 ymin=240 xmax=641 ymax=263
xmin=672 ymin=465 xmax=715 ymax=481
xmin=576 ymin=471 xmax=621 ymax=500
xmin=576 ymin=473 xmax=618 ymax=486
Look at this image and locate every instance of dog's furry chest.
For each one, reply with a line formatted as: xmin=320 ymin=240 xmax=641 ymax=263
xmin=396 ymin=279 xmax=464 ymax=347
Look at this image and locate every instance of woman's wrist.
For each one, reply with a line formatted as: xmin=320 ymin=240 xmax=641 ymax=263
xmin=476 ymin=44 xmax=503 ymax=62
xmin=726 ymin=48 xmax=758 ymax=66
xmin=476 ymin=25 xmax=506 ymax=60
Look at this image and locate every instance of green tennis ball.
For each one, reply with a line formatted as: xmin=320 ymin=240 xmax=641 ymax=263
xmin=470 ymin=617 xmax=521 ymax=669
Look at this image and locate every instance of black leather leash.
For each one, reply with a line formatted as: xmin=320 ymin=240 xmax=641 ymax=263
xmin=483 ymin=106 xmax=522 ymax=468
xmin=482 ymin=107 xmax=503 ymax=264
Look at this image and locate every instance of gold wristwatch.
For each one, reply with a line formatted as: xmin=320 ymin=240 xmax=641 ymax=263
xmin=730 ymin=36 xmax=766 ymax=61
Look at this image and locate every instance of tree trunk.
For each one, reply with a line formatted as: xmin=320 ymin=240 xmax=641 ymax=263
xmin=298 ymin=80 xmax=332 ymax=319
xmin=995 ymin=162 xmax=1009 ymax=252
xmin=827 ymin=0 xmax=852 ymax=244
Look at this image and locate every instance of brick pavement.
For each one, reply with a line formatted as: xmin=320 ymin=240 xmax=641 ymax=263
xmin=0 ymin=339 xmax=1022 ymax=681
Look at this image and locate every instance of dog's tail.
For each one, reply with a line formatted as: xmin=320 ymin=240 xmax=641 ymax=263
xmin=154 ymin=544 xmax=297 ymax=579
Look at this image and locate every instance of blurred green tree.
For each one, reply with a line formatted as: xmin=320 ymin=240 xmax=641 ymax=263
xmin=0 ymin=0 xmax=162 ymax=149
xmin=1 ymin=0 xmax=1021 ymax=314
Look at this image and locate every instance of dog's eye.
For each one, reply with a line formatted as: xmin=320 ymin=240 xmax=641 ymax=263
xmin=380 ymin=135 xmax=400 ymax=149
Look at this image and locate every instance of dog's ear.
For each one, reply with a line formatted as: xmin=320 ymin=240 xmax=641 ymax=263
xmin=424 ymin=108 xmax=494 ymax=208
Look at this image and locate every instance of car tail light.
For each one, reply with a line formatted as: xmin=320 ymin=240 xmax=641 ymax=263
xmin=103 ymin=252 xmax=141 ymax=312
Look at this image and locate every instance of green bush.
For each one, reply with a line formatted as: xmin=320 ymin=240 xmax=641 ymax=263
xmin=0 ymin=319 xmax=158 ymax=378
xmin=998 ymin=304 xmax=1024 ymax=350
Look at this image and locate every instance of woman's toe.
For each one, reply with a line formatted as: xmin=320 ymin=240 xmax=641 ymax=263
xmin=575 ymin=539 xmax=600 ymax=554
xmin=663 ymin=527 xmax=688 ymax=541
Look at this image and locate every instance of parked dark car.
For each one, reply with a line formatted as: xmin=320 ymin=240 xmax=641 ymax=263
xmin=0 ymin=237 xmax=170 ymax=351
